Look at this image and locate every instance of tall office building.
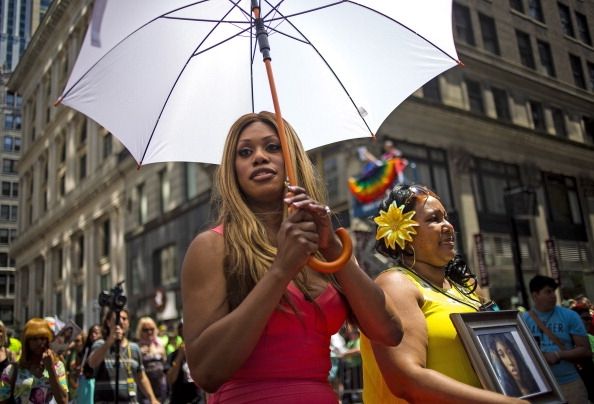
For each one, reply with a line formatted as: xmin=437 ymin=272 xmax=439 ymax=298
xmin=0 ymin=0 xmax=51 ymax=328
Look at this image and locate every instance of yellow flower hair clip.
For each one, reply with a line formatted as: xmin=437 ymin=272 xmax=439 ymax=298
xmin=374 ymin=202 xmax=419 ymax=250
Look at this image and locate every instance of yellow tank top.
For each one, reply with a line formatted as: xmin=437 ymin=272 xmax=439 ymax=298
xmin=361 ymin=267 xmax=482 ymax=404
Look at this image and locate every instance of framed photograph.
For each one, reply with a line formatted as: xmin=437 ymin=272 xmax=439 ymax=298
xmin=450 ymin=310 xmax=565 ymax=403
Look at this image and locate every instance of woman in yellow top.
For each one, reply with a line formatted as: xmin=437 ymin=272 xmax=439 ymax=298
xmin=361 ymin=184 xmax=527 ymax=403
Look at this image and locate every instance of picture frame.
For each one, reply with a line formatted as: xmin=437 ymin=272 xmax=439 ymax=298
xmin=450 ymin=310 xmax=565 ymax=403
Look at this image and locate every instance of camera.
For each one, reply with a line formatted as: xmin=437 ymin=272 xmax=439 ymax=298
xmin=98 ymin=281 xmax=127 ymax=312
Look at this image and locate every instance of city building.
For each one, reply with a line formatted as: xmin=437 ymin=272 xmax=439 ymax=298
xmin=7 ymin=0 xmax=594 ymax=331
xmin=0 ymin=0 xmax=52 ymax=329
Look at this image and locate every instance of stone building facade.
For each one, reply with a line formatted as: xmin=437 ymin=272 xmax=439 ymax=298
xmin=6 ymin=0 xmax=594 ymax=330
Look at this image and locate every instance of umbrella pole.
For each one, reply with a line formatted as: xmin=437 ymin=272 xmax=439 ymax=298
xmin=253 ymin=6 xmax=352 ymax=273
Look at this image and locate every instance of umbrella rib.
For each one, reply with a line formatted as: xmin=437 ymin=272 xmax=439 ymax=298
xmin=192 ymin=26 xmax=252 ymax=57
xmin=263 ymin=2 xmax=374 ymax=134
xmin=59 ymin=1 xmax=215 ymax=101
xmin=139 ymin=0 xmax=247 ymax=164
xmin=343 ymin=1 xmax=460 ymax=64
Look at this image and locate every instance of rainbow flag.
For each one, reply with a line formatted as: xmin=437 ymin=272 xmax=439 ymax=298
xmin=348 ymin=158 xmax=406 ymax=204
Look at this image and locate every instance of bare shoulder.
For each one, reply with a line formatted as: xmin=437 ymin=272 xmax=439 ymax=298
xmin=181 ymin=229 xmax=227 ymax=336
xmin=375 ymin=269 xmax=423 ymax=306
xmin=182 ymin=230 xmax=224 ymax=277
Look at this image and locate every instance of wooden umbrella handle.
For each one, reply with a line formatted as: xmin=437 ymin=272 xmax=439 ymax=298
xmin=307 ymin=228 xmax=353 ymax=274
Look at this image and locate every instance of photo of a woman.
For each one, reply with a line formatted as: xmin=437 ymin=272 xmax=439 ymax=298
xmin=480 ymin=333 xmax=540 ymax=398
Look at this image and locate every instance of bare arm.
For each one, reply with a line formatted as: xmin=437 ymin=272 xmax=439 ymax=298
xmin=43 ymin=352 xmax=68 ymax=404
xmin=285 ymin=187 xmax=403 ymax=347
xmin=165 ymin=346 xmax=185 ymax=386
xmin=135 ymin=370 xmax=158 ymax=404
xmin=543 ymin=334 xmax=592 ymax=365
xmin=370 ymin=271 xmax=526 ymax=404
xmin=183 ymin=208 xmax=323 ymax=392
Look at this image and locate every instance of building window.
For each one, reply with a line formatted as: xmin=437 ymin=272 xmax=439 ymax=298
xmin=471 ymin=158 xmax=521 ymax=216
xmin=55 ymin=292 xmax=62 ymax=318
xmin=0 ymin=182 xmax=18 ymax=198
xmin=397 ymin=142 xmax=454 ymax=210
xmin=53 ymin=247 xmax=63 ymax=280
xmin=492 ymin=87 xmax=511 ymax=122
xmin=569 ymin=54 xmax=586 ymax=89
xmin=510 ymin=0 xmax=524 ymax=13
xmin=575 ymin=11 xmax=591 ymax=45
xmin=453 ymin=3 xmax=475 ymax=46
xmin=0 ymin=205 xmax=17 ymax=222
xmin=102 ymin=132 xmax=113 ymax=159
xmin=99 ymin=219 xmax=110 ymax=259
xmin=185 ymin=163 xmax=199 ymax=200
xmin=0 ymin=230 xmax=8 ymax=245
xmin=137 ymin=183 xmax=148 ymax=224
xmin=587 ymin=62 xmax=594 ymax=92
xmin=527 ymin=0 xmax=544 ymax=22
xmin=0 ymin=253 xmax=15 ymax=268
xmin=159 ymin=169 xmax=170 ymax=214
xmin=466 ymin=79 xmax=484 ymax=114
xmin=558 ymin=3 xmax=575 ymax=37
xmin=479 ymin=13 xmax=500 ymax=55
xmin=2 ymin=159 xmax=17 ymax=174
xmin=79 ymin=153 xmax=87 ymax=180
xmin=543 ymin=173 xmax=582 ymax=225
xmin=516 ymin=30 xmax=535 ymax=69
xmin=422 ymin=77 xmax=441 ymax=102
xmin=537 ymin=40 xmax=556 ymax=78
xmin=583 ymin=116 xmax=594 ymax=144
xmin=529 ymin=101 xmax=545 ymax=132
xmin=72 ymin=233 xmax=84 ymax=271
xmin=154 ymin=245 xmax=178 ymax=286
xmin=551 ymin=108 xmax=567 ymax=138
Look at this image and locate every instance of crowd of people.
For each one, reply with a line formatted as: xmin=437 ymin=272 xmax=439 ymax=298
xmin=0 ymin=111 xmax=593 ymax=403
xmin=0 ymin=314 xmax=201 ymax=403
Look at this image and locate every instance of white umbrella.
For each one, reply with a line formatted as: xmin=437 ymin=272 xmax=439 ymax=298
xmin=58 ymin=0 xmax=460 ymax=272
xmin=58 ymin=0 xmax=459 ymax=166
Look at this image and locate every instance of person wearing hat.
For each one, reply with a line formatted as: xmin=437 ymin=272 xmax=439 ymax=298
xmin=0 ymin=317 xmax=68 ymax=403
xmin=522 ymin=275 xmax=591 ymax=404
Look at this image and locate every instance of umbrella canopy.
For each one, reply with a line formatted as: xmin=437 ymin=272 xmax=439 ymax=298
xmin=59 ymin=0 xmax=459 ymax=166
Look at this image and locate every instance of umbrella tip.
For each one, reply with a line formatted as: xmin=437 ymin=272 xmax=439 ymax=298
xmin=457 ymin=59 xmax=465 ymax=68
xmin=53 ymin=97 xmax=63 ymax=107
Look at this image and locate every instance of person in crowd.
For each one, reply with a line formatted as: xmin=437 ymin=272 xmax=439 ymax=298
xmin=7 ymin=329 xmax=21 ymax=362
xmin=181 ymin=111 xmax=403 ymax=402
xmin=360 ymin=183 xmax=526 ymax=403
xmin=341 ymin=327 xmax=363 ymax=404
xmin=0 ymin=321 xmax=15 ymax=375
xmin=328 ymin=328 xmax=347 ymax=398
xmin=570 ymin=303 xmax=594 ymax=402
xmin=76 ymin=324 xmax=101 ymax=404
xmin=136 ymin=316 xmax=167 ymax=403
xmin=87 ymin=309 xmax=159 ymax=404
xmin=165 ymin=321 xmax=202 ymax=403
xmin=0 ymin=318 xmax=68 ymax=403
xmin=482 ymin=333 xmax=539 ymax=397
xmin=65 ymin=331 xmax=85 ymax=402
xmin=522 ymin=275 xmax=591 ymax=404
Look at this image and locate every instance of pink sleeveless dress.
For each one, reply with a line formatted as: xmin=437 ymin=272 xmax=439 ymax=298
xmin=209 ymin=227 xmax=348 ymax=403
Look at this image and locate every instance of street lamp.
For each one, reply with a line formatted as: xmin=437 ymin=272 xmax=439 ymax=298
xmin=503 ymin=186 xmax=537 ymax=309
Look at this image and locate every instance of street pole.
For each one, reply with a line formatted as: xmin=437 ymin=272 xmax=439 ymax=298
xmin=504 ymin=188 xmax=531 ymax=310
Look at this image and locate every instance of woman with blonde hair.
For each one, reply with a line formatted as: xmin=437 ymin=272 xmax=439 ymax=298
xmin=0 ymin=318 xmax=68 ymax=403
xmin=182 ymin=111 xmax=403 ymax=402
xmin=136 ymin=316 xmax=167 ymax=403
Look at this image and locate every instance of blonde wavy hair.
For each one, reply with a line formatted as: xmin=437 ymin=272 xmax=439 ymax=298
xmin=214 ymin=111 xmax=329 ymax=310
